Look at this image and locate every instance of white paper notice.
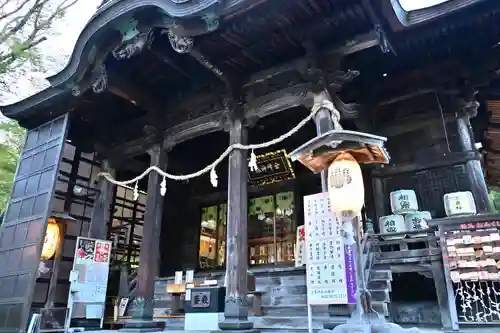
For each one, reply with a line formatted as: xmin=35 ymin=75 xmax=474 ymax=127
xmin=186 ymin=270 xmax=194 ymax=283
xmin=174 ymin=271 xmax=183 ymax=284
xmin=304 ymin=192 xmax=348 ymax=305
xmin=185 ymin=289 xmax=192 ymax=301
xmin=69 ymin=270 xmax=79 ymax=283
xmin=85 ymin=304 xmax=103 ymax=319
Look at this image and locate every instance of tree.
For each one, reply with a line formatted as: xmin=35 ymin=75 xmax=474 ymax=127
xmin=0 ymin=0 xmax=82 ymax=213
xmin=0 ymin=118 xmax=25 ymax=211
xmin=0 ymin=0 xmax=78 ymax=79
xmin=490 ymin=188 xmax=500 ymax=213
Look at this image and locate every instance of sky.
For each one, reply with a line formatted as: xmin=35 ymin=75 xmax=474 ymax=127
xmin=399 ymin=0 xmax=450 ymax=11
xmin=1 ymin=0 xmax=102 ymax=107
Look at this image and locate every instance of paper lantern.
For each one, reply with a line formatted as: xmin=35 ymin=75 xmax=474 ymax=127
xmin=327 ymin=152 xmax=365 ymax=214
xmin=41 ymin=219 xmax=60 ymax=260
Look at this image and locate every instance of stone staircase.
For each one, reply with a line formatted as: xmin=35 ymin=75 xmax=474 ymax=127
xmin=366 ymin=268 xmax=393 ymax=318
xmin=360 ymin=235 xmax=393 ymax=319
xmin=114 ymin=233 xmax=396 ymax=331
xmin=365 ymin=229 xmax=445 ymax=327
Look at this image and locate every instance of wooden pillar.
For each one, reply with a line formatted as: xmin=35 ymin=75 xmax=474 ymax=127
xmin=432 ymin=229 xmax=459 ymax=330
xmin=89 ymin=159 xmax=115 ymax=239
xmin=125 ymin=144 xmax=167 ymax=331
xmin=455 ymin=98 xmax=492 ymax=212
xmin=371 ymin=176 xmax=385 ymax=233
xmin=313 ymin=91 xmax=335 ymax=192
xmin=219 ymin=102 xmax=256 ymax=332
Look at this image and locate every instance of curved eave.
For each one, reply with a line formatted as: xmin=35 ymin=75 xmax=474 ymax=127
xmin=387 ymin=0 xmax=488 ymax=30
xmin=2 ymin=0 xmax=249 ymax=121
xmin=1 ymin=87 xmax=72 ymax=121
xmin=48 ymin=0 xmax=248 ymax=87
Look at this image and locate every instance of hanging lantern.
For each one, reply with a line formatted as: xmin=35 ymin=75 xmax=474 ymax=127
xmin=327 ymin=152 xmax=365 ymax=214
xmin=41 ymin=218 xmax=60 ymax=260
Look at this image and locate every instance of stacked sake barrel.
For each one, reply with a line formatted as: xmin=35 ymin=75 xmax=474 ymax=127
xmin=378 ymin=190 xmax=478 ymax=239
xmin=442 ymin=191 xmax=477 ymax=217
xmin=378 ymin=189 xmax=431 ymax=239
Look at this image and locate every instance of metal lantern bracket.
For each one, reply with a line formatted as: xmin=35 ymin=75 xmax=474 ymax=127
xmin=288 ymin=129 xmax=391 ymax=173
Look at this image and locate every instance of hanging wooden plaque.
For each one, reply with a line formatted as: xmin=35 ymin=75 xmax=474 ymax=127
xmin=248 ymin=149 xmax=295 ymax=186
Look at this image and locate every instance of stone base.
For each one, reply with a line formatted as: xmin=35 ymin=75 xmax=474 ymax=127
xmin=210 ymin=328 xmax=260 ymax=333
xmin=217 ymin=319 xmax=255 ymax=331
xmin=119 ymin=319 xmax=164 ymax=332
xmin=319 ymin=322 xmax=421 ymax=333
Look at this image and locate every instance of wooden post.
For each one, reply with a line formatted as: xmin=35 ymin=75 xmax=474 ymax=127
xmin=89 ymin=159 xmax=115 ymax=239
xmin=371 ymin=176 xmax=385 ymax=233
xmin=313 ymin=91 xmax=335 ymax=192
xmin=432 ymin=228 xmax=459 ymax=331
xmin=124 ymin=144 xmax=167 ymax=331
xmin=218 ymin=101 xmax=256 ymax=332
xmin=455 ymin=98 xmax=492 ymax=213
xmin=118 ymin=264 xmax=130 ymax=299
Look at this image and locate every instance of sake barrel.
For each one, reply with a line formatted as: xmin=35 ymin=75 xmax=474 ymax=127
xmin=379 ymin=214 xmax=406 ymax=240
xmin=405 ymin=211 xmax=432 ymax=238
xmin=444 ymin=191 xmax=476 ymax=217
xmin=390 ymin=189 xmax=419 ymax=214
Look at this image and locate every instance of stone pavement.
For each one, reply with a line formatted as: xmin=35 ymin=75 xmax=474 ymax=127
xmin=83 ymin=328 xmax=500 ymax=333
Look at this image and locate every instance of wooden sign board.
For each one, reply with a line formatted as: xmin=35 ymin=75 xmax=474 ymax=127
xmin=248 ymin=149 xmax=295 ymax=186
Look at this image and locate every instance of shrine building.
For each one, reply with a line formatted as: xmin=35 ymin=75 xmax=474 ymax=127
xmin=2 ymin=0 xmax=500 ymax=332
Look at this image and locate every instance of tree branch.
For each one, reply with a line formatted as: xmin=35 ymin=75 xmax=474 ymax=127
xmin=0 ymin=0 xmax=79 ymax=75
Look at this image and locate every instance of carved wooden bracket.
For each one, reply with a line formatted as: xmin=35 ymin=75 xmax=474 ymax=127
xmin=454 ymin=96 xmax=480 ymax=120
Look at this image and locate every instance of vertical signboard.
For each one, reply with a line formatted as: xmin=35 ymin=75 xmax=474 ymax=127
xmin=67 ymin=237 xmax=112 ymax=329
xmin=0 ymin=114 xmax=68 ymax=333
xmin=303 ymin=192 xmax=356 ymax=305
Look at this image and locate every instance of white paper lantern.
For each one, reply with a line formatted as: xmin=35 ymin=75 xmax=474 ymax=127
xmin=444 ymin=191 xmax=477 ymax=217
xmin=405 ymin=211 xmax=432 ymax=238
xmin=378 ymin=215 xmax=406 ymax=240
xmin=327 ymin=152 xmax=364 ymax=215
xmin=390 ymin=189 xmax=419 ymax=214
xmin=41 ymin=219 xmax=61 ymax=260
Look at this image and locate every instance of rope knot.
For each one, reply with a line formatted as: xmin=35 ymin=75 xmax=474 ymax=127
xmin=311 ymin=99 xmax=341 ymax=125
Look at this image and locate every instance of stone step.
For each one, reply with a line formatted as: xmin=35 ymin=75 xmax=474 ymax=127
xmin=370 ymin=300 xmax=389 ymax=317
xmin=251 ymin=314 xmax=338 ymax=331
xmin=262 ymin=294 xmax=308 ymax=306
xmin=367 ymin=279 xmax=392 ymax=292
xmin=262 ymin=304 xmax=329 ymax=317
xmin=369 ymin=269 xmax=393 ymax=282
xmin=366 ymin=288 xmax=391 ymax=303
xmin=257 ymin=285 xmax=307 ymax=296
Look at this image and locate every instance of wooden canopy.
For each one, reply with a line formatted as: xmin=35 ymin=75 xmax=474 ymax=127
xmin=1 ymin=0 xmax=500 ymax=180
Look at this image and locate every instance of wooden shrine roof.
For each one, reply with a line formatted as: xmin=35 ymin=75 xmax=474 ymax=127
xmin=1 ymin=0 xmax=495 ymax=126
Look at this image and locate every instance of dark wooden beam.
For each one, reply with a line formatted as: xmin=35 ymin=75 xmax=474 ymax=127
xmin=88 ymin=160 xmax=115 ymax=239
xmin=149 ymin=48 xmax=193 ymax=80
xmin=376 ymin=112 xmax=455 ymax=137
xmin=372 ymin=151 xmax=480 ymax=177
xmin=244 ymin=30 xmax=379 ymax=87
xmin=360 ymin=0 xmax=394 ymax=54
xmin=101 ymin=82 xmax=314 ymax=159
xmin=107 ymin=73 xmax=163 ymax=115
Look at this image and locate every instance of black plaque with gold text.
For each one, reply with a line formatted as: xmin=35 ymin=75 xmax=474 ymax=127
xmin=248 ymin=149 xmax=295 ymax=186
